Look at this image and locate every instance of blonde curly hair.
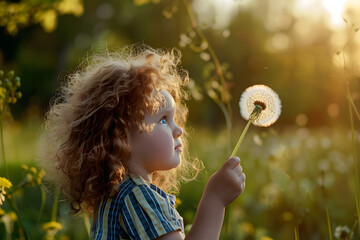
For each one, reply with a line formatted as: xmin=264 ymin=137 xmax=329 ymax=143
xmin=35 ymin=44 xmax=203 ymax=217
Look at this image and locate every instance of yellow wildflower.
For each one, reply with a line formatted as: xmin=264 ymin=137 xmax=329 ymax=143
xmin=175 ymin=198 xmax=182 ymax=208
xmin=240 ymin=221 xmax=255 ymax=235
xmin=42 ymin=221 xmax=63 ymax=231
xmin=0 ymin=177 xmax=12 ymax=188
xmin=20 ymin=164 xmax=29 ymax=170
xmin=0 ymin=87 xmax=6 ymax=99
xmin=260 ymin=237 xmax=274 ymax=240
xmin=30 ymin=166 xmax=37 ymax=174
xmin=0 ymin=177 xmax=12 ymax=206
xmin=8 ymin=211 xmax=17 ymax=221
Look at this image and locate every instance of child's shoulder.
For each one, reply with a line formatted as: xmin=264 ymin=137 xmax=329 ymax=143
xmin=117 ymin=173 xmax=177 ymax=207
xmin=92 ymin=173 xmax=185 ymax=239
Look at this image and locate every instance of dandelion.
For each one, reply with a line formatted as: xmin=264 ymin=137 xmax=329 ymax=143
xmin=0 ymin=177 xmax=12 ymax=205
xmin=334 ymin=225 xmax=351 ymax=240
xmin=231 ymin=84 xmax=281 ymax=157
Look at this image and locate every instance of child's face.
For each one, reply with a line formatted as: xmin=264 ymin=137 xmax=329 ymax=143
xmin=127 ymin=89 xmax=183 ymax=179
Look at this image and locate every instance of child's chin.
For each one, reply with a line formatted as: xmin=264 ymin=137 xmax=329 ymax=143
xmin=165 ymin=158 xmax=181 ymax=170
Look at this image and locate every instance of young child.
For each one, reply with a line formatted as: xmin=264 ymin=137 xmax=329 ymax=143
xmin=36 ymin=44 xmax=246 ymax=240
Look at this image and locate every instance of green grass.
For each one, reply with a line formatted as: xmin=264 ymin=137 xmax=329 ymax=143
xmin=1 ymin=119 xmax=360 ymax=239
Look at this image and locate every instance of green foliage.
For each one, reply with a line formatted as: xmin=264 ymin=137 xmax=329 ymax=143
xmin=0 ymin=0 xmax=83 ymax=35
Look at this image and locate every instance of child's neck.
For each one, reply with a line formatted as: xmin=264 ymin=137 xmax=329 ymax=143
xmin=129 ymin=167 xmax=152 ymax=183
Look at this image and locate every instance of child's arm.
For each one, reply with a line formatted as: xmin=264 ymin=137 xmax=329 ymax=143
xmin=156 ymin=156 xmax=245 ymax=240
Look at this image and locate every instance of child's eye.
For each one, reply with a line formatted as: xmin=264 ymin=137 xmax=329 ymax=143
xmin=159 ymin=117 xmax=167 ymax=124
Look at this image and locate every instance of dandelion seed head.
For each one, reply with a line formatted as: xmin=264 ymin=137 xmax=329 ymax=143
xmin=239 ymin=84 xmax=281 ymax=127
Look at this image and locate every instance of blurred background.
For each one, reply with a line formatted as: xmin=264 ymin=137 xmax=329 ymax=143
xmin=0 ymin=0 xmax=360 ymax=239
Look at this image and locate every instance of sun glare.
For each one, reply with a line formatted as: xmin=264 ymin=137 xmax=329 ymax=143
xmin=321 ymin=0 xmax=347 ymax=29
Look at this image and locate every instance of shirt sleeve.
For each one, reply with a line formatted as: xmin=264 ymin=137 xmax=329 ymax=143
xmin=119 ymin=184 xmax=184 ymax=240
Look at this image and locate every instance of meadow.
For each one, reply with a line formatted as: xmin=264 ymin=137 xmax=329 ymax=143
xmin=0 ymin=115 xmax=359 ymax=239
xmin=1 ymin=0 xmax=360 ymax=239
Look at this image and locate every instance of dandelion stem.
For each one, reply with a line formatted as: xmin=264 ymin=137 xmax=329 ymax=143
xmin=230 ymin=119 xmax=252 ymax=157
xmin=230 ymin=105 xmax=262 ymax=157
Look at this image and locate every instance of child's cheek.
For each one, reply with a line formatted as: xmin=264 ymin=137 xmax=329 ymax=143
xmin=147 ymin=128 xmax=173 ymax=160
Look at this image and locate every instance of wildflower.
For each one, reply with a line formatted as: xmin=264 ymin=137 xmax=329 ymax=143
xmin=42 ymin=221 xmax=63 ymax=231
xmin=21 ymin=164 xmax=45 ymax=186
xmin=200 ymin=52 xmax=210 ymax=61
xmin=8 ymin=211 xmax=17 ymax=221
xmin=260 ymin=237 xmax=274 ymax=240
xmin=231 ymin=84 xmax=281 ymax=157
xmin=334 ymin=225 xmax=351 ymax=240
xmin=0 ymin=177 xmax=12 ymax=205
xmin=0 ymin=69 xmax=22 ymax=113
xmin=175 ymin=198 xmax=182 ymax=208
xmin=179 ymin=33 xmax=192 ymax=47
xmin=240 ymin=222 xmax=255 ymax=235
xmin=42 ymin=221 xmax=63 ymax=240
xmin=239 ymin=84 xmax=281 ymax=127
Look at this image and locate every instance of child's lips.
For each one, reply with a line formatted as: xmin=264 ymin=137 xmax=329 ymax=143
xmin=175 ymin=144 xmax=182 ymax=152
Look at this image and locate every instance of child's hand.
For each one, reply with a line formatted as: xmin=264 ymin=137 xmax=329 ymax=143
xmin=204 ymin=156 xmax=245 ymax=207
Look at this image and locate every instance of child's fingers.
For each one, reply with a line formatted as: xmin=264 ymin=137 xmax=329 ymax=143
xmin=223 ymin=156 xmax=240 ymax=169
xmin=240 ymin=172 xmax=246 ymax=182
xmin=233 ymin=164 xmax=243 ymax=176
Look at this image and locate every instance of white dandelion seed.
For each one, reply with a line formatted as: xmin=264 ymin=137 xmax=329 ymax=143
xmin=239 ymin=84 xmax=281 ymax=127
xmin=230 ymin=84 xmax=281 ymax=157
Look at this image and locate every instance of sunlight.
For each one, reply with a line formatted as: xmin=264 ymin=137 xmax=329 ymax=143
xmin=192 ymin=0 xmax=249 ymax=29
xmin=321 ymin=0 xmax=347 ymax=29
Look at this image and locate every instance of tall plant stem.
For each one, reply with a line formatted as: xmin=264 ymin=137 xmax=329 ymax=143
xmin=51 ymin=187 xmax=60 ymax=222
xmin=347 ymin=88 xmax=360 ymax=235
xmin=230 ymin=119 xmax=252 ymax=157
xmin=326 ymin=205 xmax=333 ymax=240
xmin=0 ymin=110 xmax=9 ymax=178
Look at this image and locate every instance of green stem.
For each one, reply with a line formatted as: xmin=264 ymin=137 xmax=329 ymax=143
xmin=345 ymin=84 xmax=360 ymax=122
xmin=5 ymin=196 xmax=30 ymax=240
xmin=348 ymin=92 xmax=360 ymax=236
xmin=231 ymin=105 xmax=262 ymax=157
xmin=223 ymin=105 xmax=262 ymax=239
xmin=217 ymin=101 xmax=232 ymax=156
xmin=84 ymin=215 xmax=91 ymax=238
xmin=294 ymin=224 xmax=300 ymax=240
xmin=0 ymin=109 xmax=9 ymax=178
xmin=230 ymin=119 xmax=252 ymax=157
xmin=326 ymin=205 xmax=333 ymax=240
xmin=51 ymin=187 xmax=59 ymax=222
xmin=32 ymin=185 xmax=46 ymax=239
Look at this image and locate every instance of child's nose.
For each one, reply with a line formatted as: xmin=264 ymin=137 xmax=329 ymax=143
xmin=173 ymin=124 xmax=183 ymax=138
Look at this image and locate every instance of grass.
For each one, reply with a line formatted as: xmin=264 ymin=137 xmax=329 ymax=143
xmin=1 ymin=116 xmax=359 ymax=239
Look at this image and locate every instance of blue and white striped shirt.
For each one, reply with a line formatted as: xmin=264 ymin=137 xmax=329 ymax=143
xmin=90 ymin=173 xmax=185 ymax=239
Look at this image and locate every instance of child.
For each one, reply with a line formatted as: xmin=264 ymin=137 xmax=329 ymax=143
xmin=36 ymin=44 xmax=246 ymax=240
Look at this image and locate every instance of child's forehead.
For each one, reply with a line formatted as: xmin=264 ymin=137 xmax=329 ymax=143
xmin=154 ymin=89 xmax=176 ymax=111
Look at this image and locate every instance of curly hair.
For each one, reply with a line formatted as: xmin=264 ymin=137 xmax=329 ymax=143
xmin=35 ymin=44 xmax=203 ymax=217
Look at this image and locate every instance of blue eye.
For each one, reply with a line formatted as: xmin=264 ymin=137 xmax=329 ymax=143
xmin=160 ymin=117 xmax=167 ymax=124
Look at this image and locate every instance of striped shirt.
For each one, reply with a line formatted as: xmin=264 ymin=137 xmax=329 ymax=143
xmin=90 ymin=173 xmax=185 ymax=239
